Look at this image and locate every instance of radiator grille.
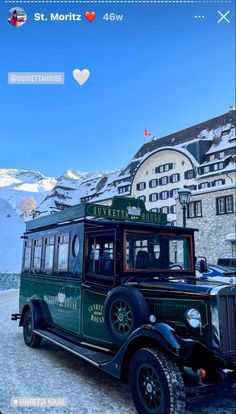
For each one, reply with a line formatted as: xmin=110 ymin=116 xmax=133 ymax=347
xmin=218 ymin=293 xmax=236 ymax=353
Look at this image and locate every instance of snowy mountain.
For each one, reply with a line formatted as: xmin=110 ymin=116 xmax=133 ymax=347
xmin=0 ymin=198 xmax=25 ymax=273
xmin=0 ymin=168 xmax=121 ymax=272
xmin=0 ymin=169 xmax=56 ymax=217
xmin=36 ymin=170 xmax=121 ymax=216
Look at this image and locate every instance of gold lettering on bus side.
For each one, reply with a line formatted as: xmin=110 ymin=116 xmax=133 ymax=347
xmin=107 ymin=208 xmax=112 ymax=216
xmin=102 ymin=207 xmax=107 ymax=215
xmin=88 ymin=303 xmax=104 ymax=323
xmin=93 ymin=206 xmax=97 ymax=215
xmin=116 ymin=209 xmax=120 ymax=218
xmin=112 ymin=209 xmax=116 ymax=217
xmin=98 ymin=207 xmax=102 ymax=215
xmin=141 ymin=213 xmax=145 ymax=220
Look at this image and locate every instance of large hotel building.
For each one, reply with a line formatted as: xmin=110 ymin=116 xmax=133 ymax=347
xmin=35 ymin=109 xmax=236 ymax=262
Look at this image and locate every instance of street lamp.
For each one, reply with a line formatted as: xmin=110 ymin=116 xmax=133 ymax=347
xmin=178 ymin=188 xmax=192 ymax=227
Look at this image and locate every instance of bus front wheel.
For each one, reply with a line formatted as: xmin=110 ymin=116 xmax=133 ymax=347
xmin=23 ymin=308 xmax=42 ymax=348
xmin=129 ymin=348 xmax=185 ymax=414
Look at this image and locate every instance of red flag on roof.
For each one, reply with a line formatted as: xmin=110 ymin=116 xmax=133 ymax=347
xmin=144 ymin=129 xmax=152 ymax=137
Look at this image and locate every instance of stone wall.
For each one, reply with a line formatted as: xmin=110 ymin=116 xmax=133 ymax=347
xmin=0 ymin=273 xmax=20 ymax=290
xmin=176 ymin=187 xmax=236 ymax=264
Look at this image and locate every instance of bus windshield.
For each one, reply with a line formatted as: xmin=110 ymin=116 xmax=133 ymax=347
xmin=124 ymin=230 xmax=193 ymax=273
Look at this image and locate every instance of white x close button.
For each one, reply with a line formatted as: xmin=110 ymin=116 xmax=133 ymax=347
xmin=217 ymin=10 xmax=230 ymax=23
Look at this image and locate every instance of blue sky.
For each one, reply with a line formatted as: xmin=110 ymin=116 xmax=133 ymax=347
xmin=0 ymin=3 xmax=235 ymax=177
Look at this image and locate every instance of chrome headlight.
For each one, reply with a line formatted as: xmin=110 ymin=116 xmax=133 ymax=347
xmin=186 ymin=308 xmax=202 ymax=328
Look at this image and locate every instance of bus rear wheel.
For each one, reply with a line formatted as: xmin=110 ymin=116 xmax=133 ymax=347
xmin=23 ymin=308 xmax=42 ymax=348
xmin=129 ymin=348 xmax=185 ymax=414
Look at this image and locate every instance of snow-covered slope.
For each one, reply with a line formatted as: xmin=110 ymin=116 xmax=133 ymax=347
xmin=36 ymin=170 xmax=121 ymax=215
xmin=0 ymin=169 xmax=56 ymax=217
xmin=0 ymin=198 xmax=25 ymax=273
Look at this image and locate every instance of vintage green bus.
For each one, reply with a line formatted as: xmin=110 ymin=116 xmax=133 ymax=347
xmin=13 ymin=197 xmax=236 ymax=414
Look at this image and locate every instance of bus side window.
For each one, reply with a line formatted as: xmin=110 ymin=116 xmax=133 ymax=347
xmin=86 ymin=235 xmax=114 ymax=276
xmin=33 ymin=239 xmax=43 ymax=271
xmin=44 ymin=237 xmax=55 ymax=272
xmin=57 ymin=234 xmax=69 ymax=271
xmin=23 ymin=240 xmax=32 ymax=271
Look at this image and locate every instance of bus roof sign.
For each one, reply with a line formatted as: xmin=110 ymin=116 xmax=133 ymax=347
xmin=86 ymin=197 xmax=167 ymax=225
xmin=26 ymin=197 xmax=167 ymax=232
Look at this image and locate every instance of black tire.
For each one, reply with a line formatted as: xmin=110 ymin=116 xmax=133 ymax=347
xmin=23 ymin=308 xmax=42 ymax=348
xmin=104 ymin=286 xmax=148 ymax=347
xmin=129 ymin=348 xmax=185 ymax=414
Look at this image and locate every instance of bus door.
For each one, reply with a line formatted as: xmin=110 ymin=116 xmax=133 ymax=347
xmin=81 ymin=230 xmax=117 ymax=345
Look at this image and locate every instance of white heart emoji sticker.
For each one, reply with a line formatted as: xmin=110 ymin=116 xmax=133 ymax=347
xmin=73 ymin=69 xmax=90 ymax=86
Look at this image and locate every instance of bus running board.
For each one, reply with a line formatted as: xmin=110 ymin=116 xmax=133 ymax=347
xmin=34 ymin=329 xmax=113 ymax=366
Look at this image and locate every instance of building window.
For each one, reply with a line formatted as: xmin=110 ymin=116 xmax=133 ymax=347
xmin=198 ymin=182 xmax=209 ymax=189
xmin=57 ymin=234 xmax=69 ymax=271
xmin=216 ymin=196 xmax=234 ymax=215
xmin=218 ymin=162 xmax=224 ymax=170
xmin=185 ymin=185 xmax=197 ymax=191
xmin=161 ymin=206 xmax=169 ymax=214
xmin=150 ymin=208 xmax=159 ymax=212
xmin=137 ymin=182 xmax=146 ymax=191
xmin=184 ymin=170 xmax=194 ymax=180
xmin=159 ymin=176 xmax=168 ymax=185
xmin=160 ymin=191 xmax=168 ymax=200
xmin=138 ymin=195 xmax=146 ymax=202
xmin=170 ymin=188 xmax=179 ymax=198
xmin=187 ymin=201 xmax=202 ymax=218
xmin=171 ymin=173 xmax=180 ymax=183
xmin=209 ymin=155 xmax=215 ymax=161
xmin=165 ymin=163 xmax=173 ymax=171
xmin=149 ymin=179 xmax=158 ymax=188
xmin=203 ymin=166 xmax=210 ymax=173
xmin=213 ymin=179 xmax=225 ymax=187
xmin=149 ymin=193 xmax=158 ymax=202
xmin=221 ymin=130 xmax=230 ymax=136
xmin=169 ymin=205 xmax=176 ymax=214
xmin=33 ymin=239 xmax=42 ymax=270
xmin=156 ymin=163 xmax=173 ymax=173
xmin=44 ymin=237 xmax=54 ymax=270
xmin=119 ymin=186 xmax=130 ymax=194
xmin=219 ymin=151 xmax=225 ymax=159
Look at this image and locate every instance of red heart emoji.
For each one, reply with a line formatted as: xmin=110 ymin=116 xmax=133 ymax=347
xmin=84 ymin=11 xmax=96 ymax=23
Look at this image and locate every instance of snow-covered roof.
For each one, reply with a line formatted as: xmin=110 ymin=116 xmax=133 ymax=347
xmin=183 ymin=183 xmax=236 ymax=196
xmin=206 ymin=126 xmax=236 ymax=154
xmin=117 ymin=181 xmax=131 ymax=187
xmin=133 ymin=111 xmax=235 ymax=160
xmin=199 ymin=155 xmax=231 ymax=167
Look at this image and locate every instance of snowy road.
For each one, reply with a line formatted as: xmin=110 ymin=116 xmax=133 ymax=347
xmin=0 ymin=289 xmax=235 ymax=414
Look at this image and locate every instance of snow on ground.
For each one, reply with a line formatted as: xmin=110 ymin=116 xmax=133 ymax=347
xmin=0 ymin=290 xmax=235 ymax=414
xmin=0 ymin=198 xmax=24 ymax=273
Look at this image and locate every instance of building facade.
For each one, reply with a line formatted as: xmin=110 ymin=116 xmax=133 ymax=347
xmin=34 ymin=110 xmax=236 ymax=262
xmin=176 ymin=185 xmax=236 ymax=263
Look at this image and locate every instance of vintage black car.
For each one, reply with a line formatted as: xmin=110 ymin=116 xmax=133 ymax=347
xmin=12 ymin=197 xmax=236 ymax=414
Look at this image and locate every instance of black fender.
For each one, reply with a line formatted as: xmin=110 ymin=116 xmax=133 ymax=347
xmin=100 ymin=322 xmax=182 ymax=379
xmin=19 ymin=296 xmax=46 ymax=329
